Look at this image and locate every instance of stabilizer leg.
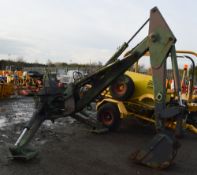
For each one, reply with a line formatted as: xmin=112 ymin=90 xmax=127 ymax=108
xmin=9 ymin=109 xmax=45 ymax=160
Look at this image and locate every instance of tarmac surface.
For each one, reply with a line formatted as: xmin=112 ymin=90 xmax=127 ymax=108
xmin=0 ymin=96 xmax=197 ymax=175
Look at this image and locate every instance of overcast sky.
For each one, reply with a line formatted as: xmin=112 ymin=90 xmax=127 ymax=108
xmin=0 ymin=0 xmax=197 ymax=67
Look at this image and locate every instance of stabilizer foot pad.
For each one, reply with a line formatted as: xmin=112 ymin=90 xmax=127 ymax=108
xmin=9 ymin=145 xmax=38 ymax=161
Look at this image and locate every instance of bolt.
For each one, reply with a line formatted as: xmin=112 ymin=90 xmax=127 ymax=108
xmin=149 ymin=33 xmax=157 ymax=42
xmin=169 ymin=37 xmax=174 ymax=41
xmin=156 ymin=92 xmax=163 ymax=101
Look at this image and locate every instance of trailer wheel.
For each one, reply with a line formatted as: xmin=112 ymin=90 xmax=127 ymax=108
xmin=109 ymin=75 xmax=135 ymax=101
xmin=97 ymin=103 xmax=121 ymax=131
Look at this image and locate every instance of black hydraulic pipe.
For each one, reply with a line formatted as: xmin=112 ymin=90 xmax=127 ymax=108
xmin=105 ymin=18 xmax=150 ymax=65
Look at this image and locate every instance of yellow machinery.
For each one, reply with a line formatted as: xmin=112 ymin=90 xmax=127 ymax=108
xmin=96 ymin=50 xmax=197 ymax=134
xmin=0 ymin=70 xmax=43 ymax=96
xmin=0 ymin=71 xmax=15 ymax=98
xmin=97 ymin=71 xmax=156 ymax=130
xmin=169 ymin=51 xmax=197 ymax=113
xmin=0 ymin=82 xmax=14 ymax=98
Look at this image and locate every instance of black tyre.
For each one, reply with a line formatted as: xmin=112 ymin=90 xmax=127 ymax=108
xmin=109 ymin=74 xmax=135 ymax=101
xmin=97 ymin=103 xmax=121 ymax=131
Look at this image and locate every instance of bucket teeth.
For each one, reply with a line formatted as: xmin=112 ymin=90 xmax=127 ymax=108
xmin=131 ymin=132 xmax=180 ymax=169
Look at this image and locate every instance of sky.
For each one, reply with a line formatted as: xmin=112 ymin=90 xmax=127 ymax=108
xmin=0 ymin=0 xmax=197 ymax=68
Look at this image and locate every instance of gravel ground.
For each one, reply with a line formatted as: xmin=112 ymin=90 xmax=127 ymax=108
xmin=0 ymin=96 xmax=197 ymax=175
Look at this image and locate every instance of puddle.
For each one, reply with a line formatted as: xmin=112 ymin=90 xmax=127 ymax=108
xmin=0 ymin=118 xmax=6 ymax=127
xmin=0 ymin=96 xmax=35 ymax=129
xmin=0 ymin=96 xmax=77 ymax=130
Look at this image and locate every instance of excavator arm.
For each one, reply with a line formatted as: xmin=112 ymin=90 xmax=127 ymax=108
xmin=9 ymin=7 xmax=185 ymax=169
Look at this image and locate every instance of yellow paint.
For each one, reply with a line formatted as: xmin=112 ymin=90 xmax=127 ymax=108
xmin=124 ymin=71 xmax=153 ymax=99
xmin=96 ymin=98 xmax=128 ymax=119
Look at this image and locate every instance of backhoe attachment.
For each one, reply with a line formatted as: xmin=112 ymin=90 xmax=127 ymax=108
xmin=10 ymin=7 xmax=186 ymax=169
